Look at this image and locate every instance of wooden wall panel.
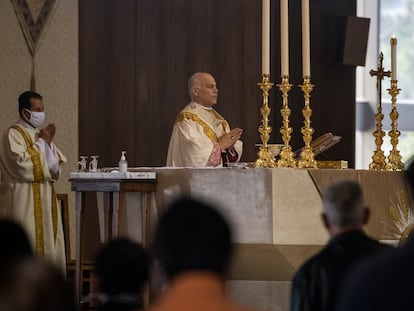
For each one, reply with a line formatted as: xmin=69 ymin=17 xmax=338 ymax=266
xmin=80 ymin=0 xmax=357 ymax=168
xmin=305 ymin=0 xmax=357 ymax=164
xmin=79 ymin=0 xmax=138 ymax=166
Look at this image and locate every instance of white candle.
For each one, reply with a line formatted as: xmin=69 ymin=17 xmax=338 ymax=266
xmin=262 ymin=0 xmax=270 ymax=75
xmin=301 ymin=0 xmax=310 ymax=77
xmin=391 ymin=35 xmax=397 ymax=80
xmin=280 ymin=0 xmax=289 ymax=76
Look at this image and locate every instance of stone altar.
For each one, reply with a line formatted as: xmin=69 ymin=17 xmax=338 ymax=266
xmin=74 ymin=168 xmax=409 ymax=311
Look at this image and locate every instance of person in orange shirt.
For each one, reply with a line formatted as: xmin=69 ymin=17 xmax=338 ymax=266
xmin=150 ymin=197 xmax=259 ymax=311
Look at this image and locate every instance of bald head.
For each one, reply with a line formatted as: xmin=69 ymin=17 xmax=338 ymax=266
xmin=188 ymin=73 xmax=204 ymax=96
xmin=187 ymin=72 xmax=218 ymax=107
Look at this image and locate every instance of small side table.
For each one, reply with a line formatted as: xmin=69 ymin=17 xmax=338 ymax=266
xmin=70 ymin=173 xmax=157 ymax=303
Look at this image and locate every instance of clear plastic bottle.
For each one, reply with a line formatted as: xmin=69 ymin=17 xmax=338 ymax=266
xmin=119 ymin=151 xmax=128 ymax=174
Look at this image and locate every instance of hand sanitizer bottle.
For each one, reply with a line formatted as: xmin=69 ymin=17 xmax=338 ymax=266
xmin=119 ymin=151 xmax=128 ymax=174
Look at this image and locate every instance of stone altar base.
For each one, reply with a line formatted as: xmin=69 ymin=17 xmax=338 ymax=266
xmin=228 ymin=281 xmax=290 ymax=311
xmin=83 ymin=167 xmax=407 ymax=311
xmin=226 ymin=244 xmax=323 ymax=311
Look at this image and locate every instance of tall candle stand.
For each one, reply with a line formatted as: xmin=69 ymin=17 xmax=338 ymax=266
xmin=255 ymin=74 xmax=276 ymax=168
xmin=369 ymin=52 xmax=390 ymax=170
xmin=276 ymin=75 xmax=296 ymax=167
xmin=297 ymin=76 xmax=317 ymax=168
xmin=386 ymin=80 xmax=405 ymax=171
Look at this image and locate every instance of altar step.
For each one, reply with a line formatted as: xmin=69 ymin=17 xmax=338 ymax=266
xmin=229 ymin=244 xmax=323 ymax=281
xmin=227 ymin=244 xmax=322 ymax=311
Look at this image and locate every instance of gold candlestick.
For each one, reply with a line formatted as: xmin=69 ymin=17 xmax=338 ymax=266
xmin=255 ymin=74 xmax=276 ymax=168
xmin=276 ymin=75 xmax=296 ymax=168
xmin=369 ymin=52 xmax=390 ymax=170
xmin=386 ymin=80 xmax=405 ymax=171
xmin=297 ymin=76 xmax=317 ymax=168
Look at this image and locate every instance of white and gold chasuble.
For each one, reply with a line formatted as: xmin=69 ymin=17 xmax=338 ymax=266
xmin=166 ymin=102 xmax=242 ymax=167
xmin=0 ymin=122 xmax=66 ymax=270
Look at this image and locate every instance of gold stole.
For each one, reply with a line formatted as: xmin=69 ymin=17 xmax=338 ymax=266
xmin=176 ymin=109 xmax=228 ymax=143
xmin=10 ymin=125 xmax=58 ymax=255
xmin=176 ymin=112 xmax=218 ymax=143
xmin=210 ymin=109 xmax=228 ymax=133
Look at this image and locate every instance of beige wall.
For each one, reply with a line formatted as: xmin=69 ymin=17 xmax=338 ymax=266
xmin=0 ymin=0 xmax=78 ymax=258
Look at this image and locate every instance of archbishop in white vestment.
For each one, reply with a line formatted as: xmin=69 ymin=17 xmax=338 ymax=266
xmin=0 ymin=91 xmax=67 ymax=270
xmin=167 ymin=72 xmax=243 ymax=167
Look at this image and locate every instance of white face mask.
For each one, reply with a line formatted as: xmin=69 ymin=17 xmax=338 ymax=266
xmin=25 ymin=109 xmax=45 ymax=128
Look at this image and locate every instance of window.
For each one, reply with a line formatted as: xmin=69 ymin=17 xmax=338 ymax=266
xmin=380 ymin=0 xmax=414 ymax=163
xmin=380 ymin=0 xmax=414 ymax=100
xmin=356 ymin=0 xmax=414 ymax=168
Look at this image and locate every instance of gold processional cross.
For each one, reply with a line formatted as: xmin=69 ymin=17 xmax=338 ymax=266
xmin=368 ymin=52 xmax=391 ymax=170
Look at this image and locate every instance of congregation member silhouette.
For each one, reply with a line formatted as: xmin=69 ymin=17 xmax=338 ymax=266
xmin=0 ymin=91 xmax=67 ymax=269
xmin=336 ymin=162 xmax=414 ymax=311
xmin=290 ymin=180 xmax=391 ymax=311
xmin=0 ymin=219 xmax=74 ymax=311
xmin=0 ymin=218 xmax=33 ymax=306
xmin=149 ymin=197 xmax=259 ymax=311
xmin=166 ymin=72 xmax=243 ymax=167
xmin=93 ymin=238 xmax=149 ymax=311
xmin=6 ymin=257 xmax=75 ymax=311
xmin=0 ymin=218 xmax=32 ymax=268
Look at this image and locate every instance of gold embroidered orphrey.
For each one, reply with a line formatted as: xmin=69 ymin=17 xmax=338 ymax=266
xmin=176 ymin=111 xmax=218 ymax=143
xmin=11 ymin=0 xmax=57 ymax=90
xmin=10 ymin=125 xmax=58 ymax=255
xmin=11 ymin=0 xmax=57 ymax=55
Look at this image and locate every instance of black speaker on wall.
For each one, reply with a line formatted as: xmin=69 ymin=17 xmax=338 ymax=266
xmin=342 ymin=16 xmax=370 ymax=66
xmin=329 ymin=16 xmax=370 ymax=66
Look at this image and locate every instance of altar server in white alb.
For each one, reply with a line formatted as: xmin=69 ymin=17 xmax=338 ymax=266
xmin=167 ymin=72 xmax=243 ymax=167
xmin=0 ymin=91 xmax=67 ymax=270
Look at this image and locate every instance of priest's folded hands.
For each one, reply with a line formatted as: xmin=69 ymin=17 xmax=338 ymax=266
xmin=218 ymin=127 xmax=243 ymax=150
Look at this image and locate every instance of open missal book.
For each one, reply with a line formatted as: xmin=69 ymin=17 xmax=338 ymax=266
xmin=295 ymin=132 xmax=341 ymax=157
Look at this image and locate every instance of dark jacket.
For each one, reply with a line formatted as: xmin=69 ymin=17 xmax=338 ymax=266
xmin=336 ymin=238 xmax=414 ymax=311
xmin=290 ymin=230 xmax=392 ymax=311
